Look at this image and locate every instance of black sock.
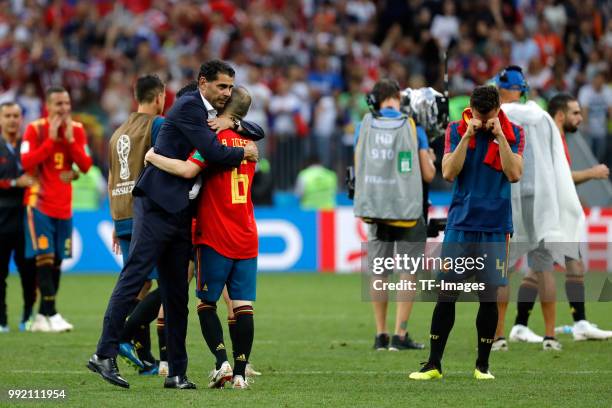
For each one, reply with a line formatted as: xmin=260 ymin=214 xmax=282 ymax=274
xmin=132 ymin=290 xmax=162 ymax=364
xmin=233 ymin=305 xmax=254 ymax=378
xmin=128 ymin=298 xmax=140 ymax=312
xmin=18 ymin=257 xmax=36 ymax=322
xmin=515 ymin=283 xmax=538 ymax=326
xmin=120 ymin=289 xmax=162 ymax=342
xmin=565 ymin=281 xmax=586 ymax=322
xmin=427 ymin=292 xmax=458 ymax=371
xmin=120 ymin=299 xmax=140 ymax=342
xmin=197 ymin=302 xmax=228 ymax=369
xmin=228 ymin=316 xmax=237 ymax=359
xmin=134 ymin=324 xmax=155 ymax=364
xmin=476 ymin=300 xmax=498 ymax=372
xmin=37 ymin=261 xmax=56 ymax=316
xmin=52 ymin=261 xmax=61 ymax=295
xmin=157 ymin=317 xmax=167 ymax=362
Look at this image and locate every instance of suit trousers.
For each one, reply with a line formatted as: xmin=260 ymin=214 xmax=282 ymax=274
xmin=0 ymin=227 xmax=37 ymax=326
xmin=96 ymin=195 xmax=192 ymax=377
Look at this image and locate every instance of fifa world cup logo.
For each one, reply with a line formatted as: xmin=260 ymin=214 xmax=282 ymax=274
xmin=117 ymin=134 xmax=131 ymax=180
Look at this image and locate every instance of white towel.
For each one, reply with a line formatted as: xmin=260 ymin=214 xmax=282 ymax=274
xmin=503 ymin=101 xmax=585 ymax=265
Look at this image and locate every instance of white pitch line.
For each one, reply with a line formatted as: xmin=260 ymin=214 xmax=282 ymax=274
xmin=9 ymin=369 xmax=612 ymax=375
xmin=260 ymin=370 xmax=612 ymax=375
xmin=254 ymin=339 xmax=371 ymax=344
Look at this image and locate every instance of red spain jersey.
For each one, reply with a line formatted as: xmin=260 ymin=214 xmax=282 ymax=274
xmin=559 ymin=131 xmax=572 ymax=165
xmin=21 ymin=118 xmax=92 ymax=219
xmin=189 ymin=129 xmax=257 ymax=259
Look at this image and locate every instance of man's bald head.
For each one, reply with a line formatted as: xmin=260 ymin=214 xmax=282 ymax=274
xmin=223 ymin=86 xmax=251 ymax=119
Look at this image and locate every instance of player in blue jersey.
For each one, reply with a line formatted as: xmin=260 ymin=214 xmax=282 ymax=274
xmin=410 ymin=85 xmax=524 ymax=381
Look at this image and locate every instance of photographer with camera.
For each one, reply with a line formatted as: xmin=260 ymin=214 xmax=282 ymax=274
xmin=354 ymin=78 xmax=435 ymax=351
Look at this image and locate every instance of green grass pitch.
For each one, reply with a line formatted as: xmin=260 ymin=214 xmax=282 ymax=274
xmin=2 ymin=273 xmax=611 ymax=407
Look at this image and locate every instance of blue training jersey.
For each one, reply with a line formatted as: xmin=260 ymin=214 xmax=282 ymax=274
xmin=444 ymin=120 xmax=524 ymax=234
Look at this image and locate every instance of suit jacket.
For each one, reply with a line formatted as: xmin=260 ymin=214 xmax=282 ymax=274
xmin=134 ymin=90 xmax=264 ymax=213
xmin=0 ymin=136 xmax=25 ymax=233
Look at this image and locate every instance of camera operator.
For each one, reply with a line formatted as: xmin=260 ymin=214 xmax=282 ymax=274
xmin=353 ymin=78 xmax=435 ymax=351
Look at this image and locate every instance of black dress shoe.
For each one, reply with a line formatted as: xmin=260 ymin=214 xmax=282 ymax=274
xmin=87 ymin=354 xmax=129 ymax=388
xmin=164 ymin=375 xmax=196 ymax=389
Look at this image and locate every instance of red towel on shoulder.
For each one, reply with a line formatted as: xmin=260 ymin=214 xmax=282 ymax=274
xmin=457 ymin=108 xmax=516 ymax=171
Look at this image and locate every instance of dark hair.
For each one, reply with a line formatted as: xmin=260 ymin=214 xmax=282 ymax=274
xmin=198 ymin=60 xmax=235 ymax=82
xmin=223 ymin=86 xmax=251 ymax=119
xmin=0 ymin=101 xmax=20 ymax=112
xmin=45 ymin=86 xmax=68 ymax=101
xmin=304 ymin=154 xmax=321 ymax=168
xmin=470 ymin=85 xmax=500 ymax=114
xmin=548 ymin=93 xmax=577 ymax=118
xmin=176 ymin=81 xmax=198 ymax=98
xmin=134 ymin=74 xmax=165 ymax=104
xmin=371 ymin=78 xmax=400 ymax=106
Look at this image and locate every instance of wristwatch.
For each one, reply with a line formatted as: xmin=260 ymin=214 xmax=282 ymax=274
xmin=232 ymin=118 xmax=241 ymax=130
xmin=10 ymin=179 xmax=16 ymax=187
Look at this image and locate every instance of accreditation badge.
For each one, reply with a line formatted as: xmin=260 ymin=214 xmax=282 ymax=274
xmin=398 ymin=151 xmax=412 ymax=173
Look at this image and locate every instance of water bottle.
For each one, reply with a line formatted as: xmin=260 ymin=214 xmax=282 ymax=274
xmin=554 ymin=325 xmax=573 ymax=334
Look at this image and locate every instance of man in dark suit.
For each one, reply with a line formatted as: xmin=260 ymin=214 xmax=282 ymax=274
xmin=88 ymin=60 xmax=261 ymax=389
xmin=0 ymin=102 xmax=36 ymax=333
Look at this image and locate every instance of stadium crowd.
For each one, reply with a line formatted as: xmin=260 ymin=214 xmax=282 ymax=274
xmin=0 ymin=0 xmax=610 ymax=189
xmin=1 ymin=0 xmax=611 ymax=390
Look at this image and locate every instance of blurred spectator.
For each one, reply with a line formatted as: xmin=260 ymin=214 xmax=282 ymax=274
xmin=288 ymin=65 xmax=313 ymax=126
xmin=430 ymin=0 xmax=459 ymax=50
xmin=533 ymin=17 xmax=564 ymax=67
xmin=543 ymin=0 xmax=567 ymax=34
xmin=269 ymin=76 xmax=304 ymax=190
xmin=243 ymin=64 xmax=272 ymax=158
xmin=17 ymin=83 xmax=43 ymax=126
xmin=307 ymin=52 xmax=343 ymax=99
xmin=101 ymin=71 xmax=132 ymax=130
xmin=510 ymin=24 xmax=539 ymax=71
xmin=72 ymin=165 xmax=107 ymax=211
xmin=448 ymin=38 xmax=478 ymax=94
xmin=542 ymin=60 xmax=571 ymax=100
xmin=337 ymin=74 xmax=369 ymax=173
xmin=0 ymin=0 xmax=606 ymax=191
xmin=251 ymin=158 xmax=274 ymax=207
xmin=294 ymin=155 xmax=337 ymax=210
xmin=346 ymin=0 xmax=376 ymax=24
xmin=311 ymin=94 xmax=338 ymax=168
xmin=526 ymin=57 xmax=553 ymax=93
xmin=584 ymin=50 xmax=607 ymax=82
xmin=578 ymin=70 xmax=612 ymax=162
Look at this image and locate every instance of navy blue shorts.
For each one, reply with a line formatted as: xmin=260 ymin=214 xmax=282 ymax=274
xmin=438 ymin=230 xmax=510 ymax=287
xmin=24 ymin=207 xmax=72 ymax=260
xmin=118 ymin=236 xmax=158 ymax=280
xmin=195 ymin=245 xmax=257 ymax=302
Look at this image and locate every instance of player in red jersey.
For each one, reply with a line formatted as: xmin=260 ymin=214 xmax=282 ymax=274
xmin=20 ymin=86 xmax=92 ymax=333
xmin=145 ymin=86 xmax=257 ymax=389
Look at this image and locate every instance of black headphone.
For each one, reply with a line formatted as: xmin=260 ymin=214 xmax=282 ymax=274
xmin=366 ymin=79 xmax=401 ymax=113
xmin=496 ymin=65 xmax=530 ymax=95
